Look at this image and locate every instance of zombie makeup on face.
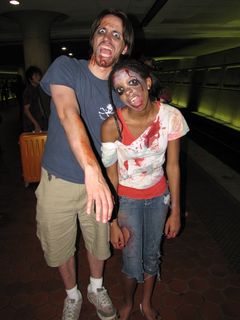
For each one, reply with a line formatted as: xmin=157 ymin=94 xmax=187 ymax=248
xmin=91 ymin=15 xmax=126 ymax=68
xmin=112 ymin=68 xmax=151 ymax=111
xmin=95 ymin=26 xmax=123 ymax=42
xmin=113 ymin=68 xmax=146 ymax=96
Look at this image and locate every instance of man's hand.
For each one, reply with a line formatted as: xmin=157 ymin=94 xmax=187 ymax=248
xmin=85 ymin=166 xmax=113 ymax=223
xmin=34 ymin=123 xmax=41 ymax=133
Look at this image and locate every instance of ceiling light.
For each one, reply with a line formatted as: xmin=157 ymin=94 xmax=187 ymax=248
xmin=61 ymin=47 xmax=67 ymax=51
xmin=68 ymin=53 xmax=73 ymax=56
xmin=9 ymin=0 xmax=20 ymax=5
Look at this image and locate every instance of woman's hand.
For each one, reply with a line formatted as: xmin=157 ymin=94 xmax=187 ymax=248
xmin=110 ymin=222 xmax=125 ymax=249
xmin=164 ymin=213 xmax=181 ymax=239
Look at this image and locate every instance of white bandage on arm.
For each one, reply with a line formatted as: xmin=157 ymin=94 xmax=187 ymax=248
xmin=101 ymin=142 xmax=118 ymax=167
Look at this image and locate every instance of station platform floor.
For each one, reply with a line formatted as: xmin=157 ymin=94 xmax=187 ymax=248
xmin=0 ymin=101 xmax=240 ymax=320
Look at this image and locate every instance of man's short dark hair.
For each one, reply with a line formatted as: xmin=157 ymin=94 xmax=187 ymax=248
xmin=25 ymin=66 xmax=42 ymax=84
xmin=89 ymin=8 xmax=134 ymax=56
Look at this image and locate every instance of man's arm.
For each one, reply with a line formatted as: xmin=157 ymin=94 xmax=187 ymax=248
xmin=23 ymin=103 xmax=41 ymax=132
xmin=50 ymin=84 xmax=113 ymax=223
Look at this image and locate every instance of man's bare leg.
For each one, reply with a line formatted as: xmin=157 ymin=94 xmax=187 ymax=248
xmin=87 ymin=250 xmax=117 ymax=320
xmin=59 ymin=256 xmax=82 ymax=319
xmin=87 ymin=250 xmax=104 ymax=278
xmin=59 ymin=255 xmax=76 ymax=289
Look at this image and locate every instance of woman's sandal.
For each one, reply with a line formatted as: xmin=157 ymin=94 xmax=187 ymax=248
xmin=139 ymin=303 xmax=162 ymax=320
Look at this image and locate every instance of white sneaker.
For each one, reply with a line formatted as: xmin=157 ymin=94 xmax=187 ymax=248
xmin=87 ymin=287 xmax=117 ymax=320
xmin=62 ymin=290 xmax=82 ymax=320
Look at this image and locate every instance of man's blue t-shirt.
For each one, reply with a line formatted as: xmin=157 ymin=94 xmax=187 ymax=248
xmin=41 ymin=55 xmax=123 ymax=183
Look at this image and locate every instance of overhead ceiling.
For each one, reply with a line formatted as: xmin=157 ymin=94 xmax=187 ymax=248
xmin=1 ymin=0 xmax=240 ymax=67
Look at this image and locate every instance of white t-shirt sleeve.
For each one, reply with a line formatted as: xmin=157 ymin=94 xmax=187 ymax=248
xmin=168 ymin=107 xmax=189 ymax=140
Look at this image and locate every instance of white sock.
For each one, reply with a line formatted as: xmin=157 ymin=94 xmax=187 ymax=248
xmin=66 ymin=285 xmax=81 ymax=301
xmin=88 ymin=276 xmax=103 ymax=293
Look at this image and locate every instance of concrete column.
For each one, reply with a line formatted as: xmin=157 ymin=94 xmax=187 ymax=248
xmin=7 ymin=11 xmax=61 ymax=73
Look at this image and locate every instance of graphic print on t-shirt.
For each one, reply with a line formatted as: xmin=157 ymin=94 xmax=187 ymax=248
xmin=99 ymin=103 xmax=114 ymax=120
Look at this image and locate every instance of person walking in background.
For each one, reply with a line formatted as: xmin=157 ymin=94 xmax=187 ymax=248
xmin=11 ymin=76 xmax=25 ymax=131
xmin=23 ymin=66 xmax=50 ymax=132
xmin=35 ymin=9 xmax=134 ymax=320
xmin=101 ymin=59 xmax=189 ymax=320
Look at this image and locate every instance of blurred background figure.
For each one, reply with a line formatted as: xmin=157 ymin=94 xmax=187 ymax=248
xmin=159 ymin=86 xmax=172 ymax=104
xmin=11 ymin=76 xmax=25 ymax=132
xmin=140 ymin=55 xmax=172 ymax=104
xmin=22 ymin=66 xmax=50 ymax=132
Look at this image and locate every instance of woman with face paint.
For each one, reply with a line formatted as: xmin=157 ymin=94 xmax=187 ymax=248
xmin=101 ymin=59 xmax=189 ymax=320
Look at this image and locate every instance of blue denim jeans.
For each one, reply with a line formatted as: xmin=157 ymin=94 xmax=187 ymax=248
xmin=118 ymin=191 xmax=170 ymax=282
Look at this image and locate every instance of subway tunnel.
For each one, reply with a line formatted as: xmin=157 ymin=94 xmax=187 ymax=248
xmin=0 ymin=1 xmax=240 ymax=319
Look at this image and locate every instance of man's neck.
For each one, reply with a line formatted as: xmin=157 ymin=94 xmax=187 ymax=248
xmin=88 ymin=58 xmax=112 ymax=80
xmin=30 ymin=81 xmax=39 ymax=87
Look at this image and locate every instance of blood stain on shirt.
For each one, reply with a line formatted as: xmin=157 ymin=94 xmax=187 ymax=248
xmin=144 ymin=117 xmax=160 ymax=148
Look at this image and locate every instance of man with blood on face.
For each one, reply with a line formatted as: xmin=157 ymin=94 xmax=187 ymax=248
xmin=91 ymin=16 xmax=128 ymax=68
xmin=35 ymin=9 xmax=134 ymax=320
xmin=101 ymin=59 xmax=189 ymax=320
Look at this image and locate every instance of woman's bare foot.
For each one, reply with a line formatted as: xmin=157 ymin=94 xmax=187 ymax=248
xmin=118 ymin=303 xmax=133 ymax=320
xmin=140 ymin=303 xmax=161 ymax=320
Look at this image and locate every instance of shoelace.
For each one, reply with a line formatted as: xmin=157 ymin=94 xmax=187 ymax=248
xmin=97 ymin=289 xmax=112 ymax=308
xmin=64 ymin=299 xmax=79 ymax=317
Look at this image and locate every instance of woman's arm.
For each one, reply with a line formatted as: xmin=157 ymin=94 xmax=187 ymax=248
xmin=164 ymin=138 xmax=181 ymax=239
xmin=101 ymin=115 xmax=120 ymax=191
xmin=107 ymin=163 xmax=125 ymax=249
xmin=101 ymin=117 xmax=125 ymax=249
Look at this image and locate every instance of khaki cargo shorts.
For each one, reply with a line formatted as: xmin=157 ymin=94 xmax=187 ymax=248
xmin=35 ymin=168 xmax=110 ymax=267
